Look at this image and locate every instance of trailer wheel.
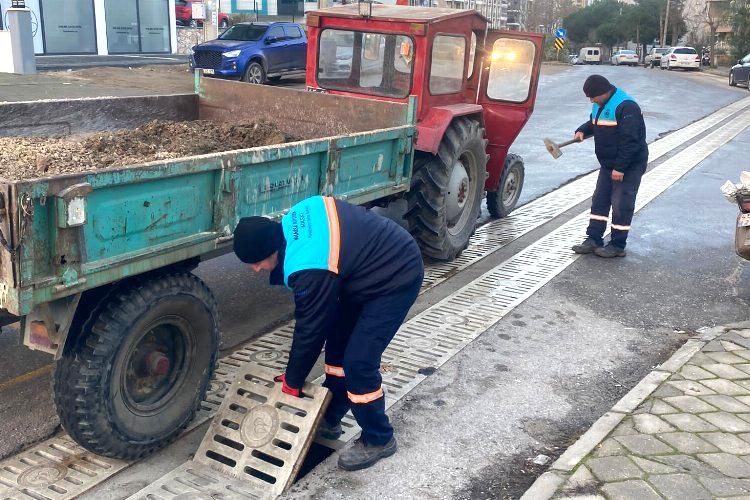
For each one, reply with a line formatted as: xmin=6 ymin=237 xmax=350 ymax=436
xmin=487 ymin=154 xmax=525 ymax=218
xmin=53 ymin=272 xmax=219 ymax=460
xmin=244 ymin=62 xmax=267 ymax=85
xmin=405 ymin=117 xmax=487 ymax=261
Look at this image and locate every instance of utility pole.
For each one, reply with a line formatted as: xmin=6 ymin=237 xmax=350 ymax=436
xmin=660 ymin=0 xmax=671 ymax=47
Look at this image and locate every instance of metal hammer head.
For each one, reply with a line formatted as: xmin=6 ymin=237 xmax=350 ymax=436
xmin=544 ymin=138 xmax=562 ymax=159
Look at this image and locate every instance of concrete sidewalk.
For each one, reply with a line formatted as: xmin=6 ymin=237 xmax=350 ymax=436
xmin=525 ymin=322 xmax=750 ymax=499
xmin=35 ymin=54 xmax=189 ymax=72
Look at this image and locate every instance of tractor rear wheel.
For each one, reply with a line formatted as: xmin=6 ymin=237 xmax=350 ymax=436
xmin=487 ymin=153 xmax=525 ymax=218
xmin=405 ymin=117 xmax=487 ymax=261
xmin=53 ymin=272 xmax=219 ymax=459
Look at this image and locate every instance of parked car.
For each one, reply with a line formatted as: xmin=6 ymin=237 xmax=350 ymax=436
xmin=660 ymin=46 xmax=700 ymax=71
xmin=569 ymin=54 xmax=579 ymax=65
xmin=611 ymin=50 xmax=638 ymax=66
xmin=644 ymin=47 xmax=669 ymax=68
xmin=176 ymin=0 xmax=230 ymax=28
xmin=578 ymin=46 xmax=602 ymax=64
xmin=729 ymin=53 xmax=750 ymax=88
xmin=190 ymin=22 xmax=307 ymax=84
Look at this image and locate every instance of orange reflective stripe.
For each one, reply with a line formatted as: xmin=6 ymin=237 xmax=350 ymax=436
xmin=611 ymin=224 xmax=631 ymax=231
xmin=590 ymin=214 xmax=609 ymax=222
xmin=325 ymin=364 xmax=345 ymax=377
xmin=323 ymin=197 xmax=340 ymax=274
xmin=596 ymin=119 xmax=618 ymax=127
xmin=347 ymin=387 xmax=384 ymax=404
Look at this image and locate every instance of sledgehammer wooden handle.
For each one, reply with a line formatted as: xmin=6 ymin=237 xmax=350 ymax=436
xmin=558 ymin=138 xmax=582 ymax=148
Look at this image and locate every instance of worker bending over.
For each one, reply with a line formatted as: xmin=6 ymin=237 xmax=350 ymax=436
xmin=233 ymin=195 xmax=424 ymax=471
xmin=572 ymin=74 xmax=649 ymax=258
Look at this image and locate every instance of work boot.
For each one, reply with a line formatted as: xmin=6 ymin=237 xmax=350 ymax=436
xmin=317 ymin=419 xmax=343 ymax=441
xmin=571 ymin=238 xmax=602 ymax=254
xmin=594 ymin=243 xmax=626 ymax=258
xmin=338 ymin=436 xmax=398 ymax=471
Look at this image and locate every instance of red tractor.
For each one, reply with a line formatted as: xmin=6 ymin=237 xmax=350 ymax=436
xmin=306 ymin=5 xmax=543 ymax=260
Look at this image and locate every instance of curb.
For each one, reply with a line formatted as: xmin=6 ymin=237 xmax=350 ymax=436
xmin=521 ymin=325 xmax=727 ymax=500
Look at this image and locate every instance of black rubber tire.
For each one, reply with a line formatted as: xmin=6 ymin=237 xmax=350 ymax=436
xmin=487 ymin=153 xmax=525 ymax=218
xmin=730 ymin=72 xmax=737 ymax=86
xmin=405 ymin=117 xmax=487 ymax=261
xmin=53 ymin=272 xmax=219 ymax=460
xmin=243 ymin=61 xmax=267 ymax=85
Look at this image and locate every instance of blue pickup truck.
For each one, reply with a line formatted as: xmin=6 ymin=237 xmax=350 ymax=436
xmin=190 ymin=22 xmax=307 ymax=85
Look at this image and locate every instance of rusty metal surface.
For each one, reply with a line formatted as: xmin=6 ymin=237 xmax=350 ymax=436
xmin=0 ymin=94 xmax=198 ymax=138
xmin=198 ymin=78 xmax=408 ymax=141
xmin=310 ymin=4 xmax=486 ymax=23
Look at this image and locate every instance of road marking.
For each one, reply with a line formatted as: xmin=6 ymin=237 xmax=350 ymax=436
xmin=0 ymin=364 xmax=53 ymax=393
xmin=3 ymin=97 xmax=750 ymax=500
xmin=126 ymin=106 xmax=750 ymax=498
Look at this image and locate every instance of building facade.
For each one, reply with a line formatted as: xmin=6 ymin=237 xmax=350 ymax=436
xmin=0 ymin=0 xmax=178 ymax=55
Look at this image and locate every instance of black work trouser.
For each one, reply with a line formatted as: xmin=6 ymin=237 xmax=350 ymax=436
xmin=587 ymin=161 xmax=647 ymax=249
xmin=322 ymin=272 xmax=423 ymax=445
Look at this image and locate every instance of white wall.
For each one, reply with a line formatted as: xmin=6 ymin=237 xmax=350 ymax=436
xmin=94 ymin=0 xmax=108 ymax=55
xmin=0 ymin=30 xmax=13 ymax=72
xmin=169 ymin=0 xmax=177 ymax=54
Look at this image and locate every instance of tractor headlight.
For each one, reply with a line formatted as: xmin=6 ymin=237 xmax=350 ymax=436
xmin=223 ymin=50 xmax=241 ymax=58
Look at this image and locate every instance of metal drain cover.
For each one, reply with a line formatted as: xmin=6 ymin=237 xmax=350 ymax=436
xmin=17 ymin=463 xmax=68 ymax=487
xmin=249 ymin=350 xmax=283 ymax=363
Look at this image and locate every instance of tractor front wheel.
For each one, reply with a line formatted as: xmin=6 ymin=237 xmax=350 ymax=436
xmin=405 ymin=117 xmax=487 ymax=261
xmin=53 ymin=272 xmax=219 ymax=459
xmin=487 ymin=153 xmax=525 ymax=218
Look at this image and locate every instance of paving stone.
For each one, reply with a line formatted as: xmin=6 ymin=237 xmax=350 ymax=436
xmin=648 ymin=473 xmax=712 ymax=500
xmin=651 ymin=454 xmax=726 ymax=478
xmin=593 ymin=438 xmax=625 ymax=458
xmin=723 ymin=335 xmax=750 ymax=350
xmin=649 ymin=399 xmax=678 ymax=415
xmin=724 ymin=341 xmax=746 ymax=351
xmin=667 ymin=380 xmax=717 ymax=396
xmin=679 ymin=364 xmax=717 ymax=381
xmin=701 ymin=379 xmax=750 ymax=395
xmin=663 ymin=395 xmax=718 ymax=413
xmin=696 ymin=476 xmax=750 ymax=496
xmin=702 ymin=412 xmax=750 ymax=433
xmin=652 ymin=384 xmax=685 ymax=398
xmin=614 ymin=434 xmax=674 ymax=455
xmin=632 ymin=414 xmax=676 ymax=434
xmin=702 ymin=363 xmax=750 ymax=380
xmin=737 ymin=380 xmax=750 ymax=391
xmin=736 ymin=350 xmax=750 ymax=361
xmin=631 ymin=456 xmax=678 ymax=474
xmin=698 ymin=453 xmax=750 ymax=478
xmin=656 ymin=432 xmax=719 ymax=454
xmin=568 ymin=465 xmax=597 ymax=488
xmin=701 ymin=394 xmax=750 ymax=412
xmin=662 ymin=413 xmax=719 ymax=432
xmin=611 ymin=419 xmax=639 ymax=437
xmin=699 ymin=433 xmax=750 ymax=454
xmin=707 ymin=351 xmax=749 ymax=364
xmin=692 ymin=351 xmax=724 ymax=365
xmin=704 ymin=340 xmax=728 ymax=352
xmin=586 ymin=456 xmax=643 ymax=482
xmin=601 ymin=480 xmax=661 ymax=500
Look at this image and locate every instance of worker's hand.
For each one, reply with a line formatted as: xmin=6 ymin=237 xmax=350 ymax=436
xmin=274 ymin=373 xmax=303 ymax=398
xmin=611 ymin=170 xmax=624 ymax=182
xmin=574 ymin=131 xmax=585 ymax=142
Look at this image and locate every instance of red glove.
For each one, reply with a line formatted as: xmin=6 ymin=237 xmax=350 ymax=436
xmin=274 ymin=373 xmax=303 ymax=398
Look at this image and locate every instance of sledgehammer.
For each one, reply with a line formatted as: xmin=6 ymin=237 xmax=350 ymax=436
xmin=543 ymin=136 xmax=584 ymax=159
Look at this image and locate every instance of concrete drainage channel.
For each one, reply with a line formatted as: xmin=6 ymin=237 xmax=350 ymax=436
xmin=1 ymin=97 xmax=750 ymax=500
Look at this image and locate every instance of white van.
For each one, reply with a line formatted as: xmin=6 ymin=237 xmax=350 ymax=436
xmin=578 ymin=47 xmax=602 ymax=65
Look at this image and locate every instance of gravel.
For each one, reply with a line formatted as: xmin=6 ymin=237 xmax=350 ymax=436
xmin=0 ymin=119 xmax=291 ymax=181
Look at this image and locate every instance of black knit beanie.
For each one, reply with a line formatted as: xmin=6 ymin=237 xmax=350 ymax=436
xmin=583 ymin=74 xmax=614 ymax=98
xmin=233 ymin=217 xmax=283 ymax=264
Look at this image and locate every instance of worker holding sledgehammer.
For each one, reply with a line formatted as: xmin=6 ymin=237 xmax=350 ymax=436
xmin=571 ymin=75 xmax=649 ymax=258
xmin=233 ymin=195 xmax=424 ymax=471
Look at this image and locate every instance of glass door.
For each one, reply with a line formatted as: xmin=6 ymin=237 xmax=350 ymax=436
xmin=105 ymin=0 xmax=171 ymax=54
xmin=40 ymin=0 xmax=97 ymax=54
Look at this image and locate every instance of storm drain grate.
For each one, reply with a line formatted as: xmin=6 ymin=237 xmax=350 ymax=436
xmin=192 ymin=366 xmax=330 ymax=498
xmin=4 ymin=96 xmax=750 ymax=500
xmin=0 ymin=435 xmax=127 ymax=500
xmin=125 ymin=462 xmax=265 ymax=500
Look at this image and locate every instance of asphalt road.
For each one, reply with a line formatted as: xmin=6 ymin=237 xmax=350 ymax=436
xmin=0 ymin=63 xmax=746 ymax=469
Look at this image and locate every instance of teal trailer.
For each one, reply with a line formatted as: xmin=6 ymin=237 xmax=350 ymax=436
xmin=0 ymin=77 xmax=415 ymax=458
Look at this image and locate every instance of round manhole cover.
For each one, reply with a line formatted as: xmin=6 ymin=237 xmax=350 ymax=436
xmin=240 ymin=404 xmax=279 ymax=448
xmin=495 ymin=279 xmax=517 ymax=287
xmin=249 ymin=350 xmax=283 ymax=363
xmin=474 ymin=296 xmax=499 ymax=306
xmin=406 ymin=337 xmax=438 ymax=350
xmin=17 ymin=464 xmax=67 ymax=487
xmin=442 ymin=315 xmax=467 ymax=325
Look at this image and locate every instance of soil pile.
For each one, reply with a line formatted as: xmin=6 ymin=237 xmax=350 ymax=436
xmin=0 ymin=119 xmax=291 ymax=180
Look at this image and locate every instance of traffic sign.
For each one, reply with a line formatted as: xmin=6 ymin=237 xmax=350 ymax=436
xmin=554 ymin=38 xmax=565 ymax=51
xmin=555 ymin=28 xmax=567 ymax=39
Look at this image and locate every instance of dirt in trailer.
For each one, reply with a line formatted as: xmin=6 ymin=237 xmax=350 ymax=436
xmin=0 ymin=120 xmax=292 ymax=180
